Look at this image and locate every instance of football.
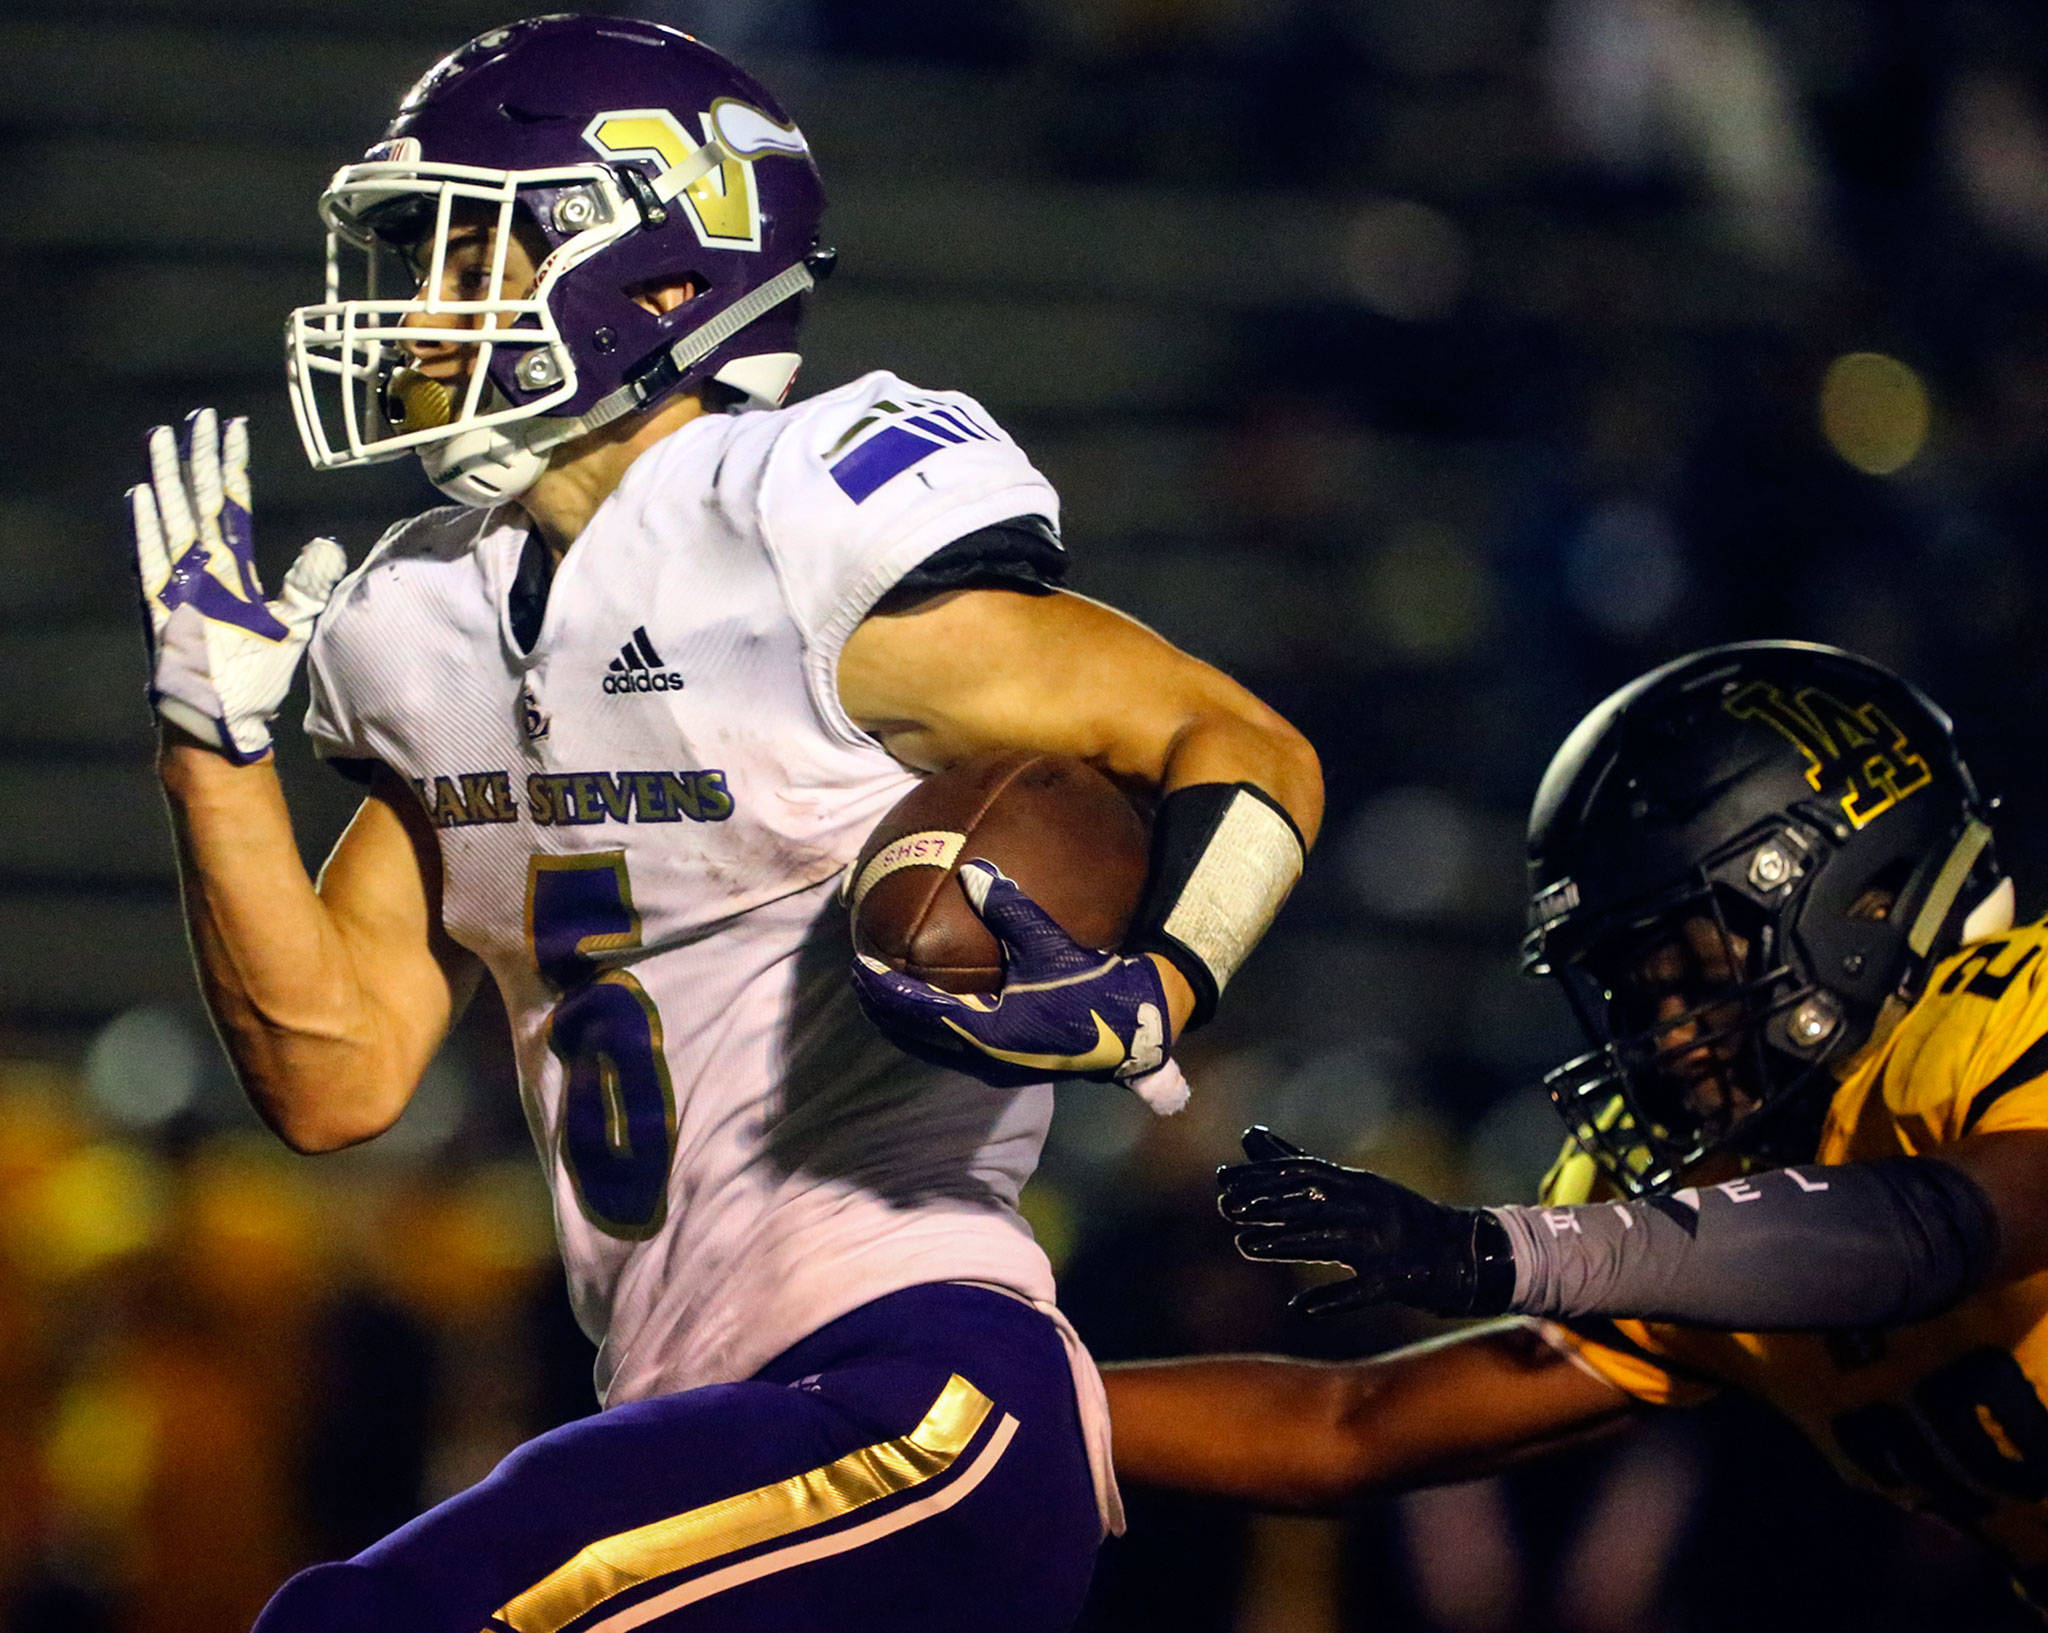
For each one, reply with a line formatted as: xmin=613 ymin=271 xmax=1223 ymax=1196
xmin=848 ymin=752 xmax=1150 ymax=993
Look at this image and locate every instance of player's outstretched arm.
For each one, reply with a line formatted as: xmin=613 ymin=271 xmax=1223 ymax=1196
xmin=1222 ymin=1127 xmax=2004 ymax=1331
xmin=1102 ymin=1322 xmax=1635 ymax=1512
xmin=136 ymin=411 xmax=476 ymax=1151
xmin=840 ymin=586 xmax=1323 ymax=1042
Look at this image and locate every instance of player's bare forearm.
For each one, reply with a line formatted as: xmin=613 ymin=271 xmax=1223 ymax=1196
xmin=841 ymin=587 xmax=1323 ymax=843
xmin=158 ymin=737 xmax=472 ymax=1151
xmin=1933 ymin=1129 xmax=2048 ymax=1283
xmin=1102 ymin=1322 xmax=1637 ymax=1512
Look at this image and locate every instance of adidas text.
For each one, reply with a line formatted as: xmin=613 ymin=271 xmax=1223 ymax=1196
xmin=603 ymin=670 xmax=685 ymax=694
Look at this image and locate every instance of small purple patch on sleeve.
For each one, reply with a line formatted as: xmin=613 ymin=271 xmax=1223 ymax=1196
xmin=829 ymin=424 xmax=944 ymax=503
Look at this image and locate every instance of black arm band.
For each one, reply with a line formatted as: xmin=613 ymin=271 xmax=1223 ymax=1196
xmin=1128 ymin=782 xmax=1306 ymax=1030
xmin=1490 ymin=1157 xmax=2001 ymax=1331
xmin=889 ymin=515 xmax=1067 ymax=601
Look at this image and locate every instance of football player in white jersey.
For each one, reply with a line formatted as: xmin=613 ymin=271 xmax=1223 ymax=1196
xmin=125 ymin=16 xmax=1320 ymax=1631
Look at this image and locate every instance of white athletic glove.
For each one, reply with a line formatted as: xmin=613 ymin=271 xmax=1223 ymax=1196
xmin=128 ymin=409 xmax=347 ymax=764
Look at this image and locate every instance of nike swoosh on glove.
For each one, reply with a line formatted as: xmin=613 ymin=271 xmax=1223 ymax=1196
xmin=129 ymin=408 xmax=346 ymax=764
xmin=851 ymin=861 xmax=1172 ymax=1088
xmin=1218 ymin=1127 xmax=1517 ymax=1319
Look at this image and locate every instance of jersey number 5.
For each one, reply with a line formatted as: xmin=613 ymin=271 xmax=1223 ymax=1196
xmin=527 ymin=853 xmax=678 ymax=1239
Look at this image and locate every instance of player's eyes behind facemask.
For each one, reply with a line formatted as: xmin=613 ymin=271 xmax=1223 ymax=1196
xmin=362 ymin=201 xmax=548 ymax=303
xmin=1602 ymin=908 xmax=1754 ymax=1039
xmin=1575 ymin=896 xmax=1780 ymax=1133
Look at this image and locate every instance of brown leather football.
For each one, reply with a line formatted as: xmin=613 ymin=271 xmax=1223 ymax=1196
xmin=848 ymin=752 xmax=1150 ymax=994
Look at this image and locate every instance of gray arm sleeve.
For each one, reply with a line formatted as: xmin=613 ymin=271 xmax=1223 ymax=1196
xmin=1490 ymin=1158 xmax=2001 ymax=1330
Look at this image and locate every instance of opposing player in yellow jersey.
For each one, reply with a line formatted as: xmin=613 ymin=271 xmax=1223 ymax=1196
xmin=1105 ymin=640 xmax=2048 ymax=1606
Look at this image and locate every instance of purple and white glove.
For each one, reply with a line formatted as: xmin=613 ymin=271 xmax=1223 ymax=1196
xmin=853 ymin=861 xmax=1173 ymax=1087
xmin=128 ymin=409 xmax=347 ymax=764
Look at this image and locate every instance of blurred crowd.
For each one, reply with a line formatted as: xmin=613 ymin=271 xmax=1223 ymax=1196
xmin=0 ymin=1038 xmax=588 ymax=1633
xmin=11 ymin=0 xmax=2048 ymax=1628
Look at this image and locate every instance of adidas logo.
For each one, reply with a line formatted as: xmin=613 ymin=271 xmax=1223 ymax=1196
xmin=603 ymin=626 xmax=685 ymax=695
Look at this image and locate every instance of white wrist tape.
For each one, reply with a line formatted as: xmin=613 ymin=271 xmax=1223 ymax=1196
xmin=1132 ymin=784 xmax=1306 ymax=1025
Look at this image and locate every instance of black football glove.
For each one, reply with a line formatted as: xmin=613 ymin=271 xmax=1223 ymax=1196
xmin=1217 ymin=1128 xmax=1518 ymax=1319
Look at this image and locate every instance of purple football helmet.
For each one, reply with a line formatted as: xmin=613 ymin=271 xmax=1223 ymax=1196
xmin=285 ymin=15 xmax=830 ymax=506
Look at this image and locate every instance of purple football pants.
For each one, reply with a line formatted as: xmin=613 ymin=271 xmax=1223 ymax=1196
xmin=253 ymin=1283 xmax=1100 ymax=1632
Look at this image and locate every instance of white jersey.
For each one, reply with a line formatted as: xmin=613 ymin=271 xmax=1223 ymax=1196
xmin=303 ymin=372 xmax=1128 ymax=1523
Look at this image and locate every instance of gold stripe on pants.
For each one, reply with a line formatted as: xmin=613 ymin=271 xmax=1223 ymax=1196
xmin=494 ymin=1373 xmax=995 ymax=1633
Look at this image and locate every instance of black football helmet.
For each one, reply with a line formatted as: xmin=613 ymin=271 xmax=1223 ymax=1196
xmin=1523 ymin=641 xmax=2001 ymax=1197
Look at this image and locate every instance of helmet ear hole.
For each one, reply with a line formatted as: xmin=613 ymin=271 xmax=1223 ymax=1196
xmin=624 ymin=272 xmax=708 ymax=317
xmin=1846 ymin=859 xmax=1915 ymax=923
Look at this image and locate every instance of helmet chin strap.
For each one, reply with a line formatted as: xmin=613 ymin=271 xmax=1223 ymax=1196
xmin=420 ymin=257 xmax=819 ymax=509
xmin=1906 ymin=817 xmax=1998 ymax=958
xmin=1835 ymin=826 xmax=2007 ymax=1081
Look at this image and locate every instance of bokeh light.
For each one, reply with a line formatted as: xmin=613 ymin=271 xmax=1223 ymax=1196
xmin=1258 ymin=1040 xmax=1405 ymax=1160
xmin=1343 ymin=200 xmax=1470 ymax=321
xmin=1565 ymin=499 xmax=1688 ymax=638
xmin=7 ymin=1141 xmax=169 ymax=1285
xmin=83 ymin=1006 xmax=202 ymax=1129
xmin=1354 ymin=523 xmax=1495 ymax=660
xmin=45 ymin=1365 xmax=161 ymax=1535
xmin=1342 ymin=786 xmax=1476 ymax=919
xmin=1820 ymin=351 xmax=1933 ymax=476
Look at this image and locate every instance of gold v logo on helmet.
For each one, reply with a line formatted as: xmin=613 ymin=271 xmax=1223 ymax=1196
xmin=584 ymin=108 xmax=765 ymax=252
xmin=1723 ymin=681 xmax=1934 ymax=829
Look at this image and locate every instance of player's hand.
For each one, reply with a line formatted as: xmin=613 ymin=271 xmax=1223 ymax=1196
xmin=1219 ymin=1128 xmax=1517 ymax=1319
xmin=851 ymin=861 xmax=1171 ymax=1086
xmin=129 ymin=409 xmax=347 ymax=764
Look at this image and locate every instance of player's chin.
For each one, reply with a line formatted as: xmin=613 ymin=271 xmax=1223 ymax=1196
xmin=1663 ymin=1069 xmax=1761 ymax=1142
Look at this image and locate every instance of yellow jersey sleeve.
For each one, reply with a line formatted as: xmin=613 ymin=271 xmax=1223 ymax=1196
xmin=1534 ymin=1142 xmax=1721 ymax=1407
xmin=1536 ymin=1319 xmax=1720 ymax=1407
xmin=1878 ymin=925 xmax=2048 ymax=1144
